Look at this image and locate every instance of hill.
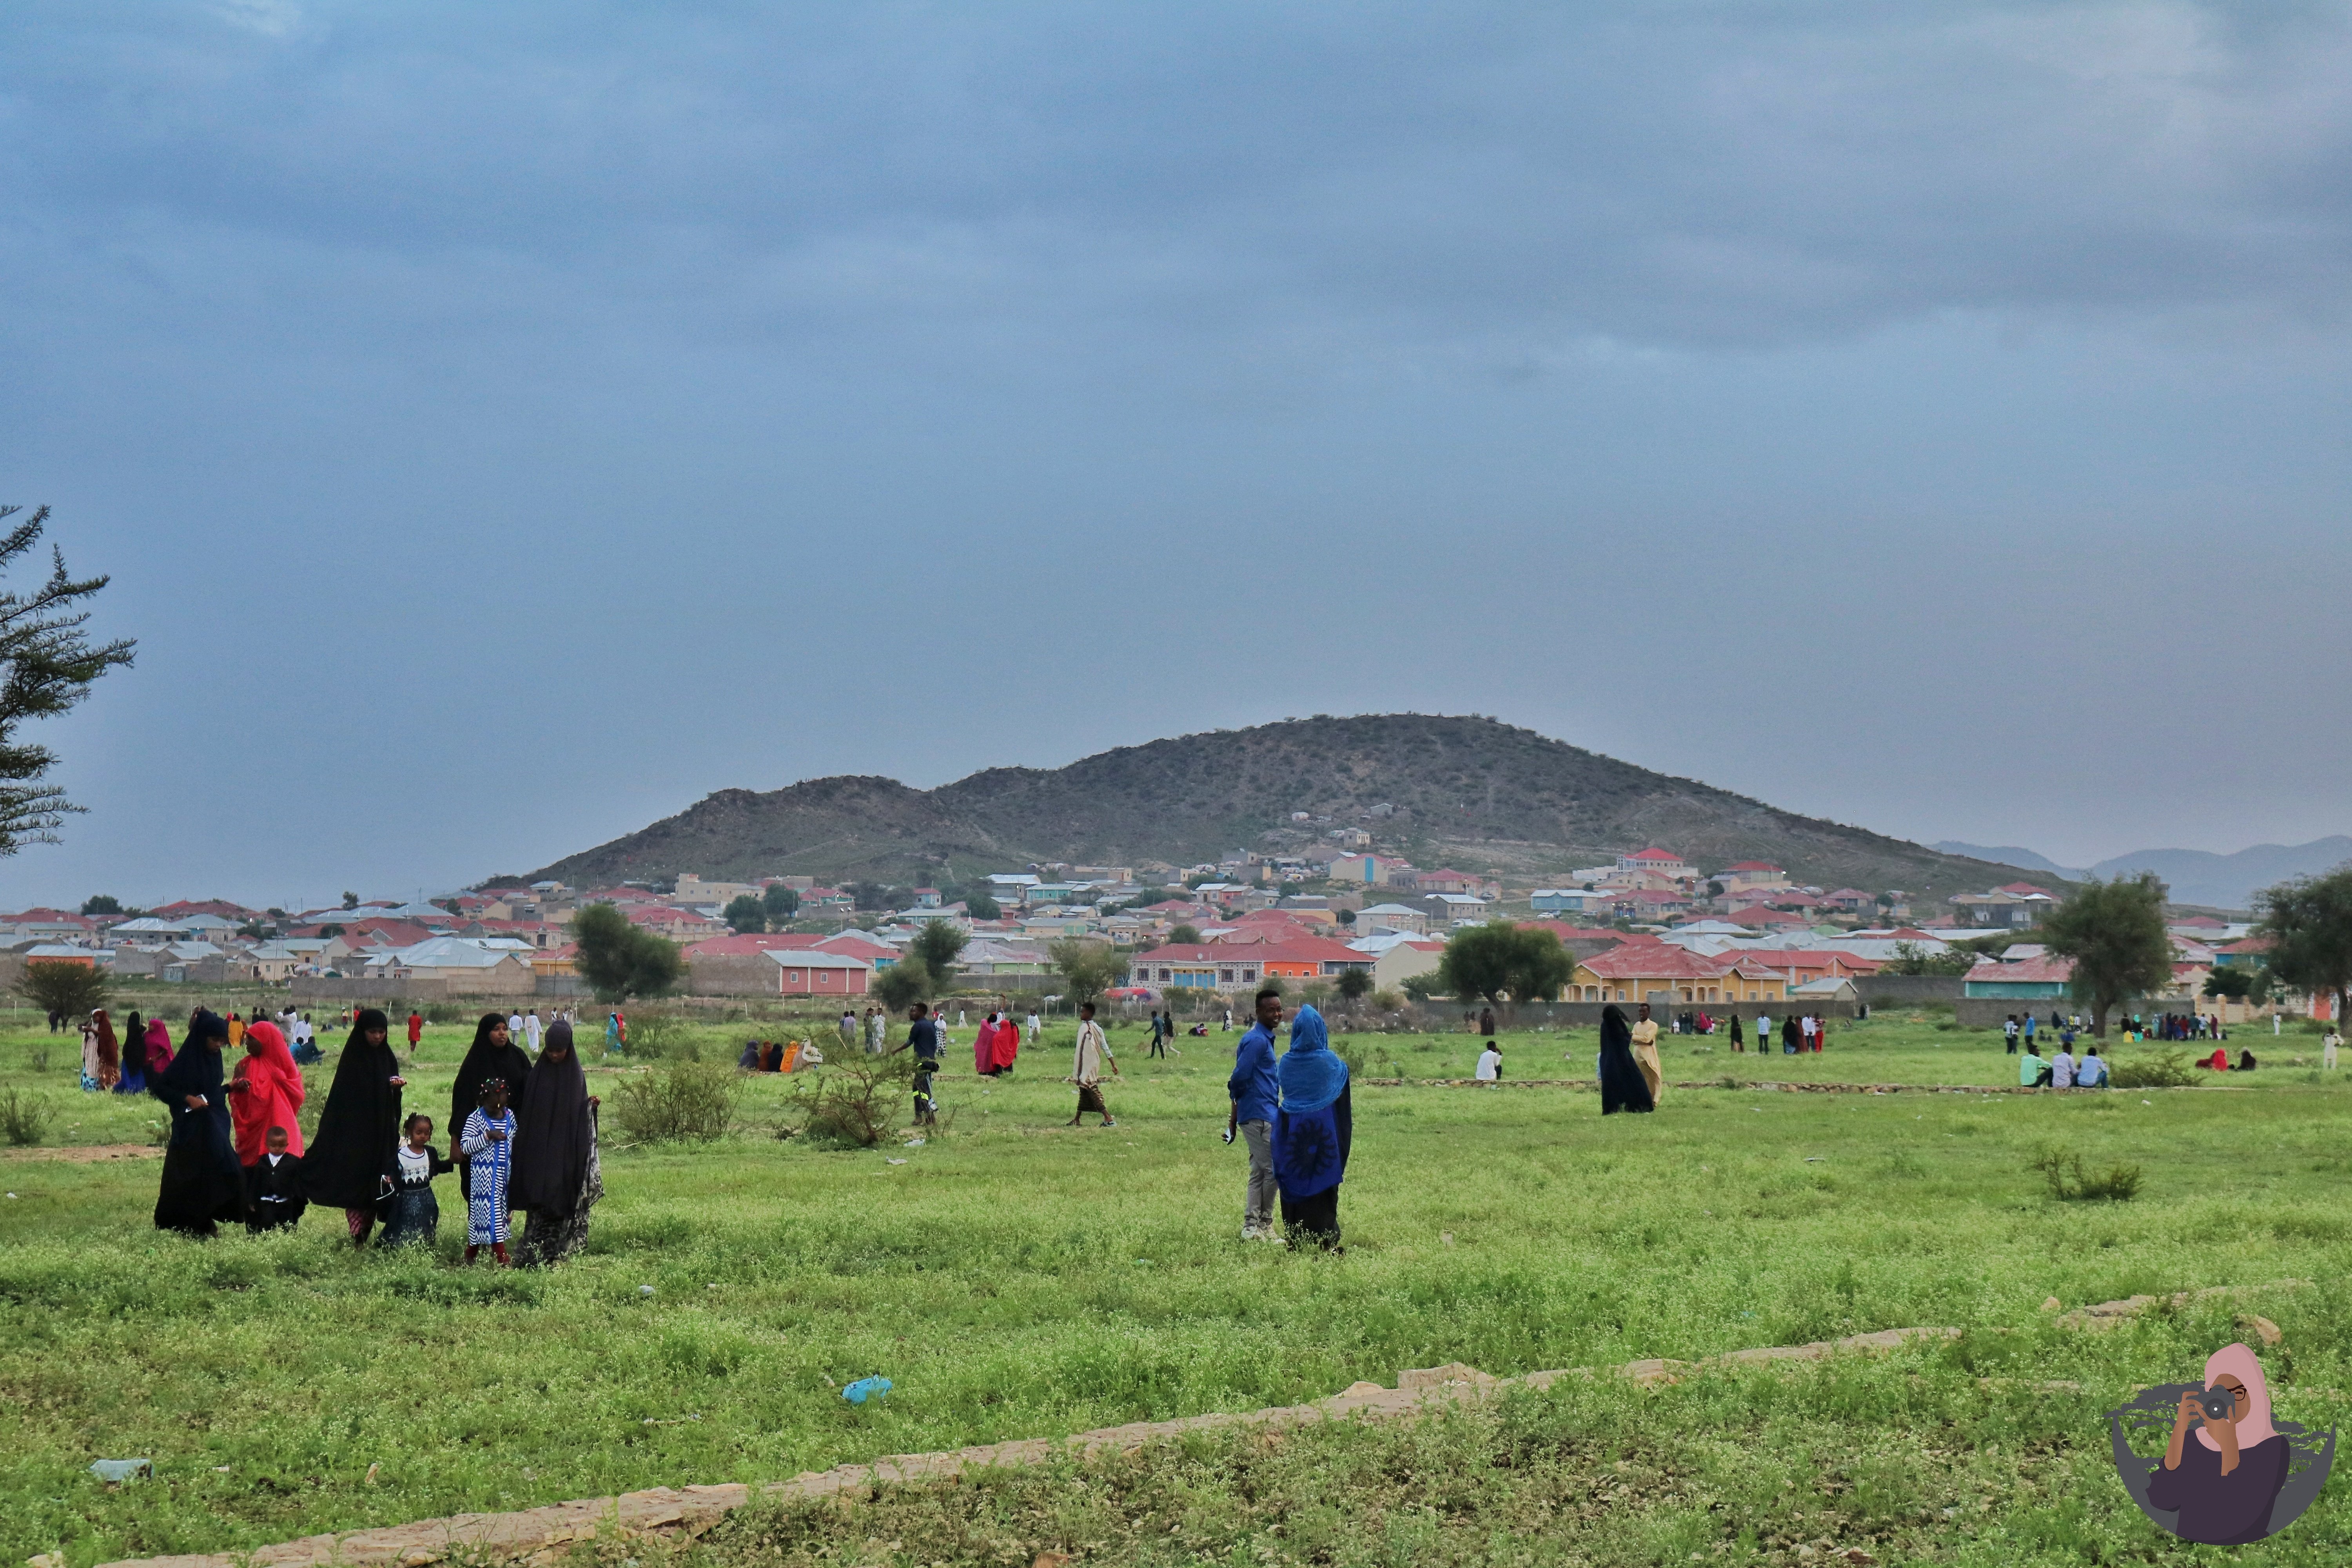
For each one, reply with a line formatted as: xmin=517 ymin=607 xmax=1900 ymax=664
xmin=1937 ymin=836 xmax=2352 ymax=911
xmin=519 ymin=714 xmax=2047 ymax=895
xmin=1932 ymin=842 xmax=2091 ymax=880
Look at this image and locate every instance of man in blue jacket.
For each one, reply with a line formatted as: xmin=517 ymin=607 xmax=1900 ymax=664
xmin=1226 ymin=987 xmax=1283 ymax=1241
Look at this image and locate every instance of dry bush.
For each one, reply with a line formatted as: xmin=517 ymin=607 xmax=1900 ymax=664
xmin=611 ymin=1060 xmax=737 ymax=1143
xmin=791 ymin=1052 xmax=916 ymax=1148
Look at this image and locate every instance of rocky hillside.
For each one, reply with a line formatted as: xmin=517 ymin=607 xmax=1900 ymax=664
xmin=519 ymin=714 xmax=2042 ymax=896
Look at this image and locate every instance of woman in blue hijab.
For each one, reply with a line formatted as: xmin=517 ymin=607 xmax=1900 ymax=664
xmin=1272 ymin=1004 xmax=1351 ymax=1250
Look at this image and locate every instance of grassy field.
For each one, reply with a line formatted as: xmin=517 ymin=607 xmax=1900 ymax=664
xmin=3 ymin=1010 xmax=2348 ymax=1566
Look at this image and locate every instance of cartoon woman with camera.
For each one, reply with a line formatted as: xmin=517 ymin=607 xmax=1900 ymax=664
xmin=2146 ymin=1344 xmax=2293 ymax=1543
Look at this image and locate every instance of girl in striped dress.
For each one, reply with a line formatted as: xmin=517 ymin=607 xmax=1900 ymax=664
xmin=459 ymin=1078 xmax=516 ymax=1265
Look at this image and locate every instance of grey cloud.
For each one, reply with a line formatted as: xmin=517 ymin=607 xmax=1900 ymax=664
xmin=0 ymin=2 xmax=2348 ymax=905
xmin=7 ymin=2 xmax=2347 ymax=356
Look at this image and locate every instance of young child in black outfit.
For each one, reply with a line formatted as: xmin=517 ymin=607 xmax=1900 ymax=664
xmin=243 ymin=1123 xmax=307 ymax=1234
xmin=378 ymin=1112 xmax=455 ymax=1249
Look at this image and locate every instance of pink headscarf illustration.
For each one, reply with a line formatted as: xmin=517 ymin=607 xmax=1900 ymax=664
xmin=2195 ymin=1342 xmax=2278 ymax=1455
xmin=2107 ymin=1341 xmax=2333 ymax=1545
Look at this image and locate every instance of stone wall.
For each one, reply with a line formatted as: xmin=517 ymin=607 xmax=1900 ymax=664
xmin=1358 ymin=999 xmax=1860 ymax=1033
xmin=1952 ymin=998 xmax=2221 ymax=1031
xmin=687 ymin=955 xmax=782 ymax=996
xmin=291 ymin=977 xmax=457 ymax=1004
xmin=1855 ymin=975 xmax=1964 ymax=1004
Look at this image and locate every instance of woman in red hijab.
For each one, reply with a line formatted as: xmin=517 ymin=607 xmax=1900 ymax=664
xmin=974 ymin=1012 xmax=999 ymax=1076
xmin=142 ymin=1016 xmax=176 ymax=1080
xmin=91 ymin=1008 xmax=122 ymax=1091
xmin=990 ymin=1013 xmax=1021 ymax=1075
xmin=227 ymin=1019 xmax=307 ymax=1161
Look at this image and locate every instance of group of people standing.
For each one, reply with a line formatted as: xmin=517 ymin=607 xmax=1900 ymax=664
xmin=78 ymin=1007 xmax=218 ymax=1094
xmin=973 ymin=1010 xmax=1023 ymax=1076
xmin=147 ymin=1007 xmax=601 ymax=1267
xmin=1718 ymin=1012 xmax=1829 ymax=1054
xmin=838 ymin=1007 xmax=889 ymax=1055
xmin=2006 ymin=1010 xmax=2225 ymax=1049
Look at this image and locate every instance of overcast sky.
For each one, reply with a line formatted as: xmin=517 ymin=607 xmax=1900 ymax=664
xmin=2 ymin=1 xmax=2348 ymax=909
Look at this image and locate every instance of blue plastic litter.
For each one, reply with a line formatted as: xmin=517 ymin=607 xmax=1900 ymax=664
xmin=90 ymin=1459 xmax=151 ymax=1483
xmin=840 ymin=1377 xmax=892 ymax=1405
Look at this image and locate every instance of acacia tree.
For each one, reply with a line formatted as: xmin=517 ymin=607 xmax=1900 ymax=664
xmin=0 ymin=506 xmax=135 ymax=855
xmin=1048 ymin=938 xmax=1125 ymax=1006
xmin=2256 ymin=866 xmax=2352 ymax=1027
xmin=723 ymin=894 xmax=766 ymax=934
xmin=910 ymin=921 xmax=967 ymax=987
xmin=872 ymin=958 xmax=932 ymax=1011
xmin=1438 ymin=922 xmax=1572 ymax=1005
xmin=13 ymin=958 xmax=106 ymax=1018
xmin=2039 ymin=873 xmax=2172 ymax=1037
xmin=761 ymin=883 xmax=799 ymax=925
xmin=572 ymin=902 xmax=683 ymax=1002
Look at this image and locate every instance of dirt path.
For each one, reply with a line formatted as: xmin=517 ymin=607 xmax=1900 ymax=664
xmin=2 ymin=1143 xmax=160 ymax=1163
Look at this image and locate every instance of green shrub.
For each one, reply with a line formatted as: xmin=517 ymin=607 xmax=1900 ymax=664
xmin=2027 ymin=1145 xmax=2143 ymax=1202
xmin=791 ymin=1052 xmax=915 ymax=1149
xmin=2109 ymin=1049 xmax=2196 ymax=1089
xmin=619 ymin=1013 xmax=697 ymax=1061
xmin=0 ymin=1087 xmax=51 ymax=1146
xmin=611 ymin=1060 xmax=737 ymax=1143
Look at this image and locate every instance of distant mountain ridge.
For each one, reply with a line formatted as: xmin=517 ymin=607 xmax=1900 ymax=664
xmin=1932 ymin=843 xmax=2091 ymax=880
xmin=520 ymin=715 xmax=2051 ymax=896
xmin=1935 ymin=836 xmax=2352 ymax=911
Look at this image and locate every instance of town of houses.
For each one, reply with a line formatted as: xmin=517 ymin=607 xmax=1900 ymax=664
xmin=0 ymin=843 xmax=2294 ymax=1014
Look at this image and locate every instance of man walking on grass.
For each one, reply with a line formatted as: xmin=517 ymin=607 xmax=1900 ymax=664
xmin=906 ymin=1002 xmax=942 ymax=1126
xmin=1226 ymin=988 xmax=1282 ymax=1241
xmin=1065 ymin=1002 xmax=1119 ymax=1127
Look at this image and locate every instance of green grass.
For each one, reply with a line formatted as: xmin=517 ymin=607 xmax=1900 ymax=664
xmin=679 ymin=1348 xmax=2352 ymax=1567
xmin=4 ymin=1012 xmax=2349 ymax=1566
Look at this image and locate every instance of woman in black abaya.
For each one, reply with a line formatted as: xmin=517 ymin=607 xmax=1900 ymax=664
xmin=300 ymin=1007 xmax=407 ymax=1245
xmin=510 ymin=1021 xmax=602 ymax=1267
xmin=450 ymin=1012 xmax=533 ymax=1201
xmin=1597 ymin=1004 xmax=1654 ymax=1115
xmin=151 ymin=1010 xmax=245 ymax=1236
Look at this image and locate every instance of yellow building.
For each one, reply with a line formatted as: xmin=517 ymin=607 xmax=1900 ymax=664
xmin=1569 ymin=947 xmax=1788 ymax=1005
